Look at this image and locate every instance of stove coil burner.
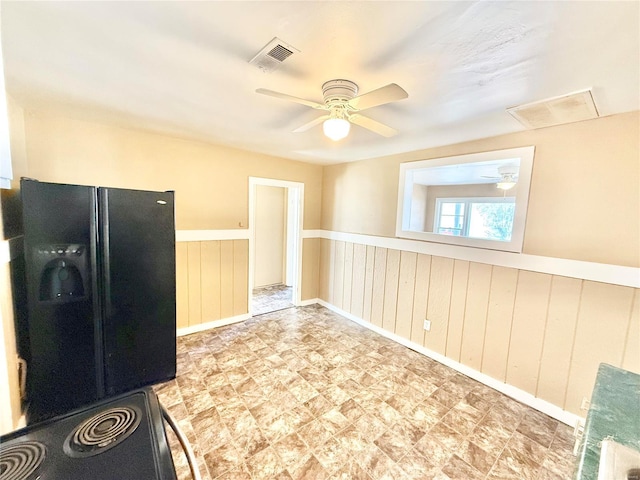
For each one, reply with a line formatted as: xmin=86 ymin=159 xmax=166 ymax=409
xmin=0 ymin=441 xmax=46 ymax=480
xmin=64 ymin=406 xmax=142 ymax=458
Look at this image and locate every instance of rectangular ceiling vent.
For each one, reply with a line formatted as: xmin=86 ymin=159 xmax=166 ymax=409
xmin=249 ymin=37 xmax=299 ymax=73
xmin=507 ymin=89 xmax=599 ymax=130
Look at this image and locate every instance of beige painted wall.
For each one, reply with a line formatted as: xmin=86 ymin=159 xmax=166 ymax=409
xmin=254 ymin=185 xmax=286 ymax=287
xmin=318 ymin=238 xmax=640 ymax=416
xmin=21 ymin=110 xmax=323 ymax=231
xmin=322 ymin=111 xmax=640 ymax=268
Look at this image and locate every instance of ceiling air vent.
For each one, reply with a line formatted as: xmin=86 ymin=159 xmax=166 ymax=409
xmin=249 ymin=37 xmax=299 ymax=73
xmin=507 ymin=89 xmax=599 ymax=129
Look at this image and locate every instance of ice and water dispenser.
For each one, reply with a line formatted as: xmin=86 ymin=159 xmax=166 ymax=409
xmin=34 ymin=244 xmax=88 ymax=302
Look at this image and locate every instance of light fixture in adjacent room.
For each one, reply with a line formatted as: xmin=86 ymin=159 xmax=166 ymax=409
xmin=496 ymin=173 xmax=517 ymax=190
xmin=490 ymin=165 xmax=519 ymax=190
xmin=496 ymin=179 xmax=517 ymax=190
xmin=323 ymin=117 xmax=351 ymax=141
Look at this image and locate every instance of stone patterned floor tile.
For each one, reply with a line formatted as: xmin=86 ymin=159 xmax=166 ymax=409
xmin=157 ymin=304 xmax=577 ymax=479
xmin=252 ymin=284 xmax=293 ymax=315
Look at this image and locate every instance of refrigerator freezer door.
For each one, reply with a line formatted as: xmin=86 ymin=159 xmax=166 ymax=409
xmin=21 ymin=179 xmax=102 ymax=423
xmin=99 ymin=188 xmax=177 ymax=395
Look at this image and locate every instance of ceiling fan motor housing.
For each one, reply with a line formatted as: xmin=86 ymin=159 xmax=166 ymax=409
xmin=498 ymin=165 xmax=519 ymax=177
xmin=255 ymin=79 xmax=405 ymax=137
xmin=322 ymin=79 xmax=359 ymax=104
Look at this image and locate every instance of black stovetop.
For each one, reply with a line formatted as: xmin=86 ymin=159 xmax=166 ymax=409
xmin=0 ymin=388 xmax=177 ymax=480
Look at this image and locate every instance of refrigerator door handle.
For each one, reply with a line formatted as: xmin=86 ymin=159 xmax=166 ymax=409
xmin=93 ymin=187 xmax=106 ymax=398
xmin=98 ymin=188 xmax=112 ymax=321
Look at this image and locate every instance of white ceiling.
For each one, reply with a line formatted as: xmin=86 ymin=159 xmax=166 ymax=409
xmin=2 ymin=1 xmax=638 ymax=165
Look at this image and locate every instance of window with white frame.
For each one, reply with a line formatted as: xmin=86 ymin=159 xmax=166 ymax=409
xmin=434 ymin=197 xmax=516 ymax=241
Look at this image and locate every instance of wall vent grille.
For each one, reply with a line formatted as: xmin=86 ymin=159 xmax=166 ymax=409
xmin=507 ymin=89 xmax=599 ymax=129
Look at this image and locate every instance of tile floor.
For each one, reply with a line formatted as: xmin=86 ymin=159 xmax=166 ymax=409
xmin=156 ymin=305 xmax=577 ymax=480
xmin=252 ymin=284 xmax=294 ymax=316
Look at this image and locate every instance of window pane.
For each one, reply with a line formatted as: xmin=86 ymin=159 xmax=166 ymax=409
xmin=441 ymin=202 xmax=464 ymax=215
xmin=468 ymin=202 xmax=515 ymax=241
xmin=440 ymin=215 xmax=464 ymax=229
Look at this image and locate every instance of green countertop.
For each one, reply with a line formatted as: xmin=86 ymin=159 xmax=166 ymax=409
xmin=575 ymin=363 xmax=640 ymax=479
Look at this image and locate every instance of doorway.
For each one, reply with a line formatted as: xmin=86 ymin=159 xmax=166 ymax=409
xmin=248 ymin=177 xmax=303 ymax=316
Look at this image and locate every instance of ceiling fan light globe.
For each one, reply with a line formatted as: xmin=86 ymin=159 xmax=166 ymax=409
xmin=496 ymin=181 xmax=516 ymax=190
xmin=323 ymin=118 xmax=350 ymax=141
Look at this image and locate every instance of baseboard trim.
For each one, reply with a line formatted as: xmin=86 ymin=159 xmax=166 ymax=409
xmin=317 ymin=299 xmax=583 ymax=427
xmin=177 ymin=313 xmax=250 ymax=337
xmin=298 ymin=298 xmax=319 ymax=307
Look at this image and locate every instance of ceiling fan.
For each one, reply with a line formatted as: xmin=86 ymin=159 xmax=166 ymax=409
xmin=481 ymin=165 xmax=519 ymax=190
xmin=256 ymin=79 xmax=408 ymax=141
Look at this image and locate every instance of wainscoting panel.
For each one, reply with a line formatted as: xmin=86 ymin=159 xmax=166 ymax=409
xmin=201 ymin=240 xmax=222 ymax=322
xmin=176 ymin=242 xmax=189 ymax=329
xmin=350 ymin=243 xmax=367 ymax=319
xmin=187 ymin=242 xmax=203 ymax=326
xmin=220 ymin=240 xmax=234 ymax=319
xmin=506 ymin=271 xmax=552 ymax=395
xmin=333 ymin=241 xmax=345 ymax=311
xmin=232 ymin=239 xmax=249 ymax=316
xmin=396 ymin=251 xmax=417 ymax=340
xmin=343 ymin=242 xmax=354 ymax=312
xmin=318 ymin=237 xmax=639 ymax=416
xmin=382 ymin=249 xmax=401 ymax=333
xmin=175 ymin=239 xmax=248 ymax=329
xmin=426 ymin=256 xmax=454 ymax=356
xmin=410 ymin=253 xmax=431 ymax=346
xmin=536 ymin=276 xmax=582 ymax=407
xmin=370 ymin=247 xmax=387 ymax=328
xmin=445 ymin=259 xmax=469 ymax=362
xmin=362 ymin=245 xmax=375 ymax=323
xmin=460 ymin=262 xmax=491 ymax=370
xmin=564 ymin=281 xmax=634 ymax=413
xmin=481 ymin=266 xmax=518 ymax=382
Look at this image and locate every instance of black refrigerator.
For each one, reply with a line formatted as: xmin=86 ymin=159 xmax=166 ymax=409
xmin=20 ymin=178 xmax=177 ymax=424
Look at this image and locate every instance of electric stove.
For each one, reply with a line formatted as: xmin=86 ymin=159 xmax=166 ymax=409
xmin=0 ymin=388 xmax=177 ymax=480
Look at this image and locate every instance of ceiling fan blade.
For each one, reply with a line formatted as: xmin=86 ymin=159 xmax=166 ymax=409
xmin=256 ymin=88 xmax=326 ymax=109
xmin=292 ymin=114 xmax=330 ymax=133
xmin=348 ymin=83 xmax=408 ymax=111
xmin=349 ymin=114 xmax=398 ymax=137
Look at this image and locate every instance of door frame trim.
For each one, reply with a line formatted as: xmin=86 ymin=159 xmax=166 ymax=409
xmin=248 ymin=177 xmax=305 ymax=315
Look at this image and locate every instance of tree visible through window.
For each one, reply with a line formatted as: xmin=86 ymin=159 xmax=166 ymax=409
xmin=435 ymin=197 xmax=515 ymax=241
